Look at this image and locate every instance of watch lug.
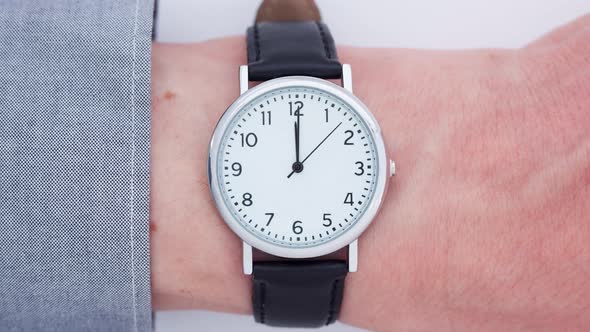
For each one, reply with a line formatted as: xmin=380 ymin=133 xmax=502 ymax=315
xmin=243 ymin=241 xmax=253 ymax=275
xmin=342 ymin=64 xmax=353 ymax=93
xmin=348 ymin=239 xmax=358 ymax=272
xmin=239 ymin=65 xmax=249 ymax=95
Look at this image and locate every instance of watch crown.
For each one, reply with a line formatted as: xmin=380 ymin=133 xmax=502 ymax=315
xmin=390 ymin=159 xmax=396 ymax=177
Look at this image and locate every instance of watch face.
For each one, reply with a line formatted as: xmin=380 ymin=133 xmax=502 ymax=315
xmin=209 ymin=77 xmax=388 ymax=258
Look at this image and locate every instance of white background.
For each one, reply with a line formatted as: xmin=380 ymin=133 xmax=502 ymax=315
xmin=154 ymin=1 xmax=589 ymax=331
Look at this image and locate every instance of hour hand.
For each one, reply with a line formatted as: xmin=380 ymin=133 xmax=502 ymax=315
xmin=291 ymin=121 xmax=303 ymax=175
xmin=295 ymin=121 xmax=300 ymax=163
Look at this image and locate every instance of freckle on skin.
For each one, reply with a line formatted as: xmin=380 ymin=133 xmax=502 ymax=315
xmin=164 ymin=90 xmax=176 ymax=100
xmin=150 ymin=221 xmax=157 ymax=233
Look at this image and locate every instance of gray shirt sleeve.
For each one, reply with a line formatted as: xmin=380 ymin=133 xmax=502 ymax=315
xmin=0 ymin=1 xmax=154 ymax=331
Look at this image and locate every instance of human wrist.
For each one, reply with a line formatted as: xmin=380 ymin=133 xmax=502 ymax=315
xmin=146 ymin=39 xmax=479 ymax=321
xmin=147 ymin=40 xmax=502 ymax=317
xmin=148 ymin=28 xmax=590 ymax=331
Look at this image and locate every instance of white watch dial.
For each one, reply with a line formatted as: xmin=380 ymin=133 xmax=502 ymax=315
xmin=215 ymin=85 xmax=380 ymax=248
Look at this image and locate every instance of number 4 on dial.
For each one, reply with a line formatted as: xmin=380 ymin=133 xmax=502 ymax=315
xmin=344 ymin=192 xmax=353 ymax=206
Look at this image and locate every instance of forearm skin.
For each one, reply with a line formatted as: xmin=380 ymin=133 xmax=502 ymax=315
xmin=149 ymin=15 xmax=590 ymax=332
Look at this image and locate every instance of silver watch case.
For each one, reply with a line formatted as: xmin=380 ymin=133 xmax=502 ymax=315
xmin=208 ymin=64 xmax=391 ymax=273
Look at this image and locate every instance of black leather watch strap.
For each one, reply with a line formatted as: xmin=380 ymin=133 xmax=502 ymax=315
xmin=246 ymin=1 xmax=347 ymax=328
xmin=253 ymin=260 xmax=348 ymax=327
xmin=246 ymin=21 xmax=342 ymax=81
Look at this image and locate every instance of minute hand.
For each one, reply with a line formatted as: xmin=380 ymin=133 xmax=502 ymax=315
xmin=287 ymin=122 xmax=342 ymax=178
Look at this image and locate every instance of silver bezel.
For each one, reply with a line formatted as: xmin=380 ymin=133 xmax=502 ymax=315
xmin=208 ymin=75 xmax=389 ymax=259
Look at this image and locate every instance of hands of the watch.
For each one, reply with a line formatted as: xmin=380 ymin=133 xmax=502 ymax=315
xmin=287 ymin=121 xmax=343 ymax=178
xmin=291 ymin=110 xmax=304 ymax=174
xmin=295 ymin=121 xmax=300 ymax=162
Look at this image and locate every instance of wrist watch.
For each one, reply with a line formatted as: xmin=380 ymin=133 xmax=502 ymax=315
xmin=208 ymin=0 xmax=394 ymax=327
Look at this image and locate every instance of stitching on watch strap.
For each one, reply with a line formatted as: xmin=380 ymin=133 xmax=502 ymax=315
xmin=315 ymin=21 xmax=332 ymax=59
xmin=325 ymin=278 xmax=339 ymax=325
xmin=253 ymin=23 xmax=261 ymax=62
xmin=259 ymin=282 xmax=266 ymax=324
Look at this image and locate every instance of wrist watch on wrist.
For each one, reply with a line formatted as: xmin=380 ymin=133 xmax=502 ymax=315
xmin=208 ymin=0 xmax=395 ymax=327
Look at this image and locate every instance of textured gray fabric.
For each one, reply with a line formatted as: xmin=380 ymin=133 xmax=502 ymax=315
xmin=0 ymin=1 xmax=154 ymax=331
